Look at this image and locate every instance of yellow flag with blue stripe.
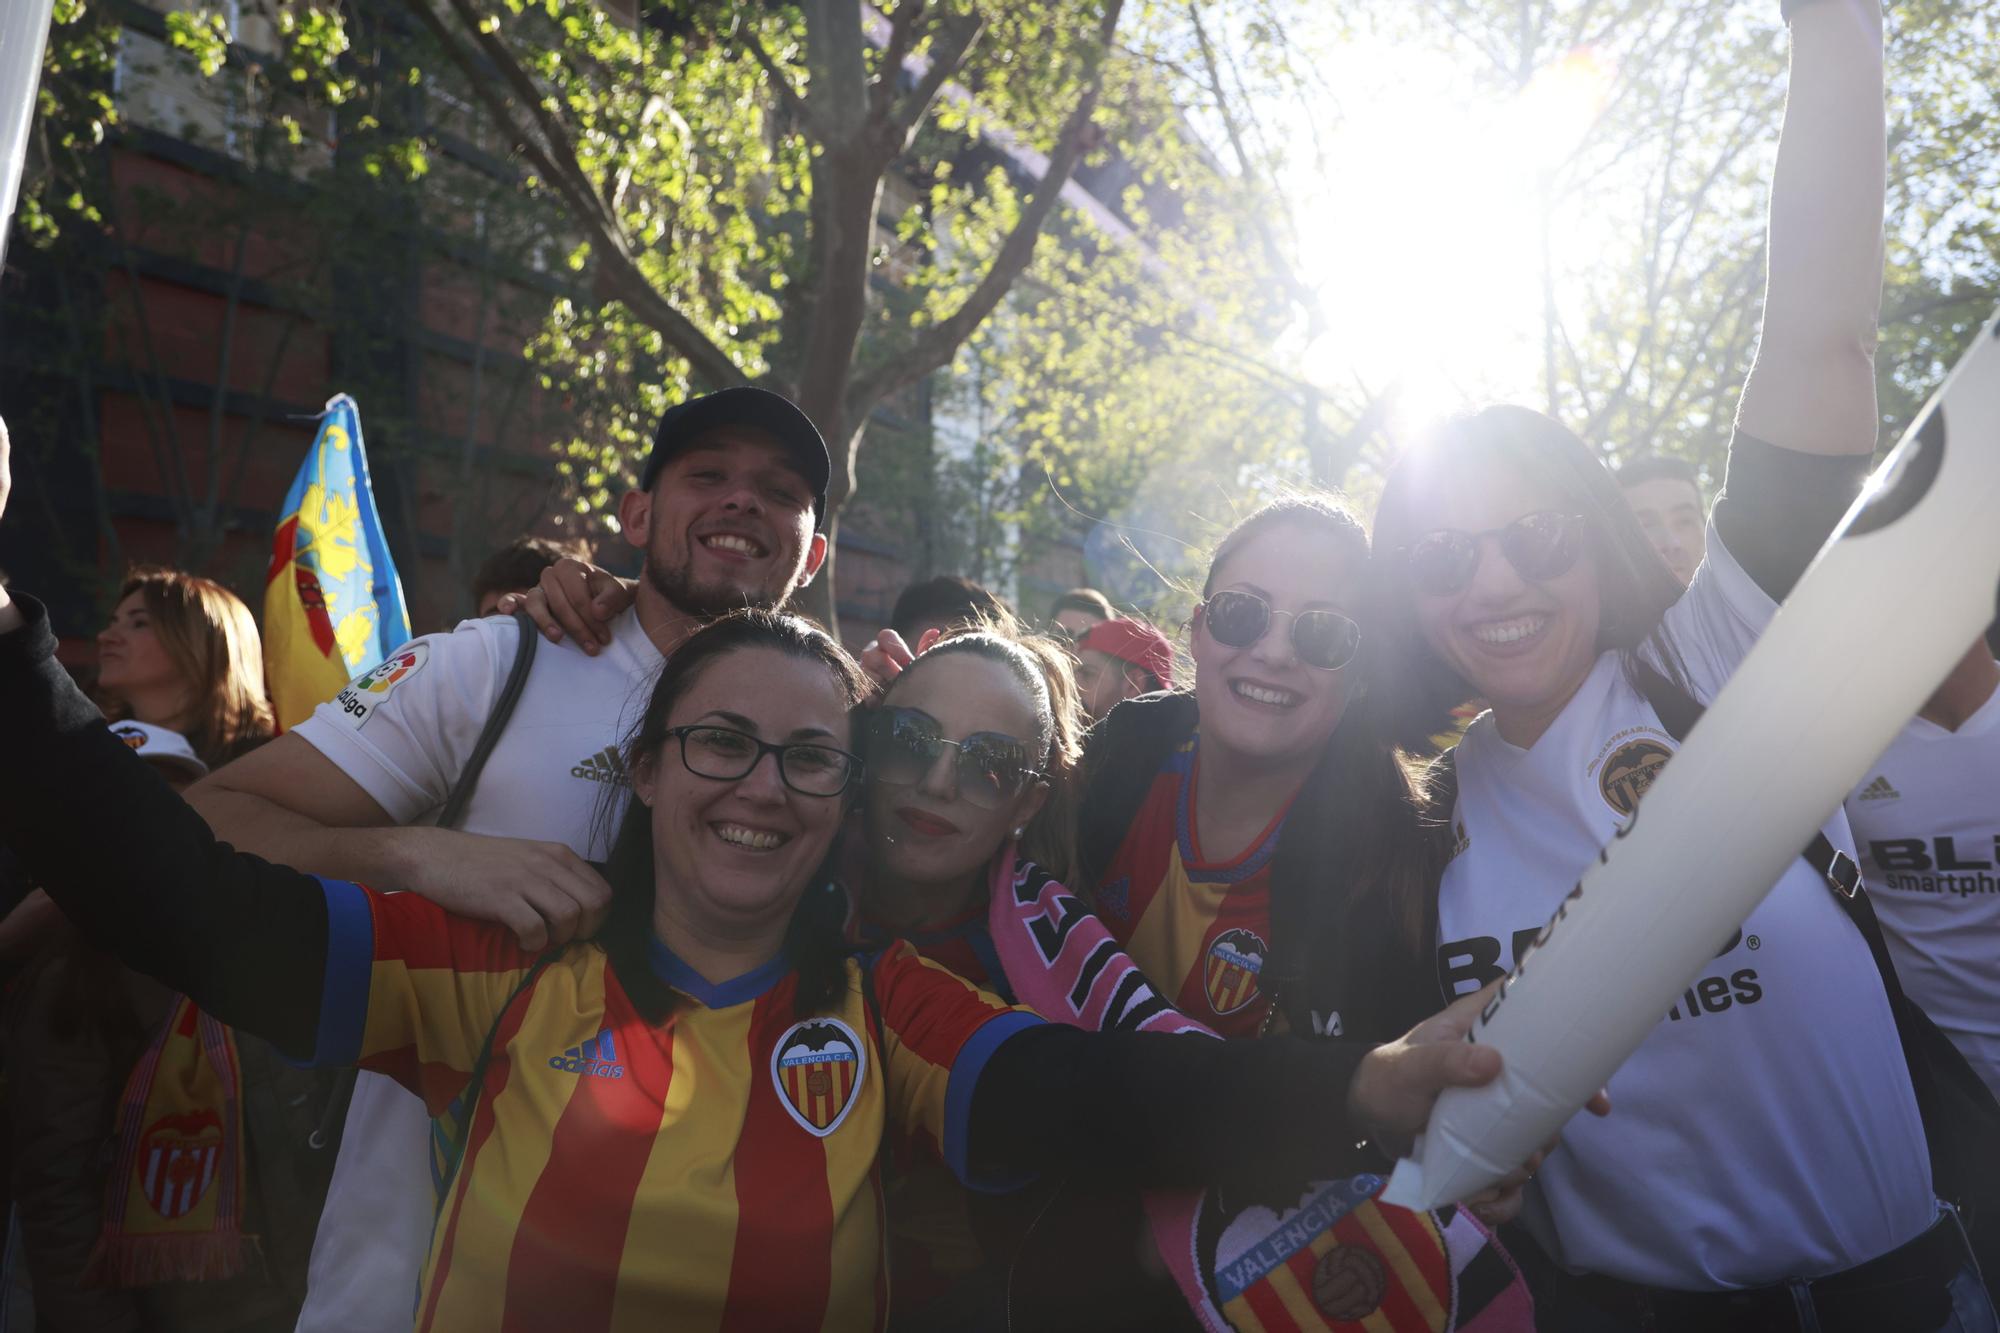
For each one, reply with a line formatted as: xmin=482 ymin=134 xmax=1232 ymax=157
xmin=263 ymin=394 xmax=410 ymax=731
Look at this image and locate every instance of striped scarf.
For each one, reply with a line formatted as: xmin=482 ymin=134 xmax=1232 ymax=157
xmin=87 ymin=995 xmax=253 ymax=1285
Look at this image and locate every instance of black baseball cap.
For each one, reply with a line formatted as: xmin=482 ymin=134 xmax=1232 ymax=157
xmin=639 ymin=386 xmax=831 ymax=518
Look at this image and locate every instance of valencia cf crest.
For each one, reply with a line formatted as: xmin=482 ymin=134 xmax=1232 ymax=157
xmin=140 ymin=1110 xmax=223 ymax=1221
xmin=1203 ymin=928 xmax=1267 ymax=1016
xmin=1597 ymin=737 xmax=1673 ymax=816
xmin=771 ymin=1017 xmax=865 ymax=1137
xmin=1201 ymin=1176 xmax=1453 ymax=1332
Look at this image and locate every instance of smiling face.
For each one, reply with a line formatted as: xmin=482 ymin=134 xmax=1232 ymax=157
xmin=632 ymin=646 xmax=855 ymax=938
xmin=1191 ymin=521 xmax=1360 ymax=769
xmin=1408 ymin=462 xmax=1603 ymax=735
xmin=96 ymin=592 xmax=183 ymax=701
xmin=864 ymin=652 xmax=1049 ymax=897
xmin=620 ymin=427 xmax=829 ymax=618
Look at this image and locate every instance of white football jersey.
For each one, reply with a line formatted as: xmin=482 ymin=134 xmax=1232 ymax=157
xmin=1847 ymin=670 xmax=2000 ymax=1097
xmin=290 ymin=609 xmax=661 ymax=1333
xmin=1437 ymin=529 xmax=1933 ymax=1289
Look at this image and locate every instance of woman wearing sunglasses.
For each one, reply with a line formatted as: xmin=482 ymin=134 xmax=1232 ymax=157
xmin=1075 ymin=494 xmax=1435 ymax=1045
xmin=1365 ymin=5 xmax=1993 ymax=1328
xmin=0 ymin=463 xmax=1518 ymax=1330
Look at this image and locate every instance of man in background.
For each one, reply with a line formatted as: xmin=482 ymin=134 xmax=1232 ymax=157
xmin=1617 ymin=454 xmax=1705 ymax=586
xmin=1048 ymin=586 xmax=1114 ymax=641
xmin=470 ymin=535 xmax=592 ymax=617
xmin=1073 ymin=617 xmax=1173 ymax=720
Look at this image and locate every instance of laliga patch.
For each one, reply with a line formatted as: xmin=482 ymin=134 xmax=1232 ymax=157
xmin=1203 ymin=927 xmax=1267 ymax=1016
xmin=771 ymin=1017 xmax=865 ymax=1137
xmin=111 ymin=724 xmax=149 ymax=750
xmin=1587 ymin=727 xmax=1675 ymax=817
xmin=1201 ymin=1175 xmax=1452 ymax=1332
xmin=331 ymin=643 xmax=429 ymax=727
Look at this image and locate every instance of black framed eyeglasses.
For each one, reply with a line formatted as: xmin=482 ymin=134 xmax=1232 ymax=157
xmin=664 ymin=725 xmax=860 ymax=798
xmin=1195 ymin=590 xmax=1362 ymax=672
xmin=1401 ymin=511 xmax=1586 ymax=598
xmin=865 ymin=707 xmax=1043 ymax=809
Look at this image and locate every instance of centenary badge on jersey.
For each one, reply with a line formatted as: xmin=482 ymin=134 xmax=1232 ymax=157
xmin=1595 ymin=735 xmax=1673 ymax=817
xmin=772 ymin=1018 xmax=865 ymax=1136
xmin=140 ymin=1110 xmax=224 ymax=1221
xmin=1201 ymin=1175 xmax=1452 ymax=1333
xmin=331 ymin=642 xmax=429 ymax=728
xmin=1204 ymin=927 xmax=1267 ymax=1016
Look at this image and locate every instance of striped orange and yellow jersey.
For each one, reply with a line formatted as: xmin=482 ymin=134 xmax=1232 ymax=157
xmin=312 ymin=880 xmax=1040 ymax=1332
xmin=1089 ymin=731 xmax=1289 ymax=1039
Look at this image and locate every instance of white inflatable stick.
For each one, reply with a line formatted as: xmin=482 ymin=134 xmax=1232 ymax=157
xmin=1383 ymin=310 xmax=2000 ymax=1211
xmin=0 ymin=0 xmax=57 ymax=270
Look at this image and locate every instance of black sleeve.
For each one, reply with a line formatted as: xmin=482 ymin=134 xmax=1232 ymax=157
xmin=966 ymin=1024 xmax=1378 ymax=1188
xmin=0 ymin=595 xmax=332 ymax=1058
xmin=1710 ymin=432 xmax=1872 ymax=602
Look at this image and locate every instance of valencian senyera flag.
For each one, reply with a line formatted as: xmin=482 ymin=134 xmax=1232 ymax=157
xmin=263 ymin=394 xmax=410 ymax=731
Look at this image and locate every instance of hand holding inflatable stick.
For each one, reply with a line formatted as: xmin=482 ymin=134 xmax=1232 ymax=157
xmin=1383 ymin=310 xmax=2000 ymax=1212
xmin=0 ymin=0 xmax=58 ymax=271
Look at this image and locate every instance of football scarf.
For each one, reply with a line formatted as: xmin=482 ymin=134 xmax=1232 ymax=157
xmin=987 ymin=848 xmax=1534 ymax=1332
xmin=89 ymin=994 xmax=252 ymax=1285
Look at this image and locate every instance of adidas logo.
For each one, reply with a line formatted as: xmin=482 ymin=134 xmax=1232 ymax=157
xmin=548 ymin=1030 xmax=624 ymax=1079
xmin=571 ymin=747 xmax=630 ymax=786
xmin=1859 ymin=776 xmax=1901 ymax=801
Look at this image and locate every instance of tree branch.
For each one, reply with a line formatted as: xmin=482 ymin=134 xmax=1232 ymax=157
xmin=740 ymin=20 xmax=815 ymax=133
xmin=845 ymin=0 xmax=1126 ymax=423
xmin=883 ymin=9 xmax=985 ymax=152
xmin=435 ymin=0 xmax=617 ymax=233
xmin=408 ymin=0 xmax=745 ymax=388
xmin=868 ymin=0 xmax=927 ymax=127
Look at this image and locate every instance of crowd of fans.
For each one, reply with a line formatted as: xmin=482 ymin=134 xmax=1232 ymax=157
xmin=0 ymin=2 xmax=1994 ymax=1330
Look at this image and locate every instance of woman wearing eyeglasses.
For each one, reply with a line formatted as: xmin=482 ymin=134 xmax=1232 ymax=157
xmin=0 ymin=451 xmax=1521 ymax=1331
xmin=1363 ymin=4 xmax=1994 ymax=1328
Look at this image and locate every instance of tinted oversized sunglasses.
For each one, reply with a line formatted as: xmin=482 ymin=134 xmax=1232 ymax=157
xmin=1195 ymin=590 xmax=1362 ymax=672
xmin=1401 ymin=511 xmax=1586 ymax=598
xmin=865 ymin=707 xmax=1044 ymax=809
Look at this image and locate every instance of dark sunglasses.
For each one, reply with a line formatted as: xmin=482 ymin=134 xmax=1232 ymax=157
xmin=1195 ymin=590 xmax=1362 ymax=672
xmin=664 ymin=725 xmax=860 ymax=798
xmin=865 ymin=707 xmax=1043 ymax=809
xmin=1401 ymin=511 xmax=1586 ymax=598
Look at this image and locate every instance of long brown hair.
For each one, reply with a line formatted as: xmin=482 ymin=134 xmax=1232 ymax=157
xmin=1200 ymin=494 xmax=1439 ymax=965
xmin=1368 ymin=405 xmax=1691 ymax=749
xmin=890 ymin=616 xmax=1087 ymax=884
xmin=108 ymin=569 xmax=274 ymax=767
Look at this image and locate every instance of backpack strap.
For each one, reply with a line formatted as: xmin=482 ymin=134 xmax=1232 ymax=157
xmin=1627 ymin=661 xmax=1942 ymax=1156
xmin=315 ymin=611 xmax=545 ymax=1156
xmin=437 ymin=609 xmax=541 ymax=832
xmin=430 ymin=950 xmax=558 ymax=1212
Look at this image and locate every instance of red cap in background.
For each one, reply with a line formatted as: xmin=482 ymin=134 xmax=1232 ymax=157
xmin=1076 ymin=617 xmax=1174 ymax=689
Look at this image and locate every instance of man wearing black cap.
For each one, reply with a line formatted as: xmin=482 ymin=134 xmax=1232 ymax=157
xmin=182 ymin=386 xmax=833 ymax=1333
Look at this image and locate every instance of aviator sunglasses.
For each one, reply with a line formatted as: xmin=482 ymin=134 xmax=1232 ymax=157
xmin=1195 ymin=590 xmax=1362 ymax=672
xmin=1401 ymin=511 xmax=1587 ymax=598
xmin=866 ymin=707 xmax=1043 ymax=809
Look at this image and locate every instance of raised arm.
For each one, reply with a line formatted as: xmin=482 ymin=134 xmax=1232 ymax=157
xmin=1733 ymin=0 xmax=1887 ymax=457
